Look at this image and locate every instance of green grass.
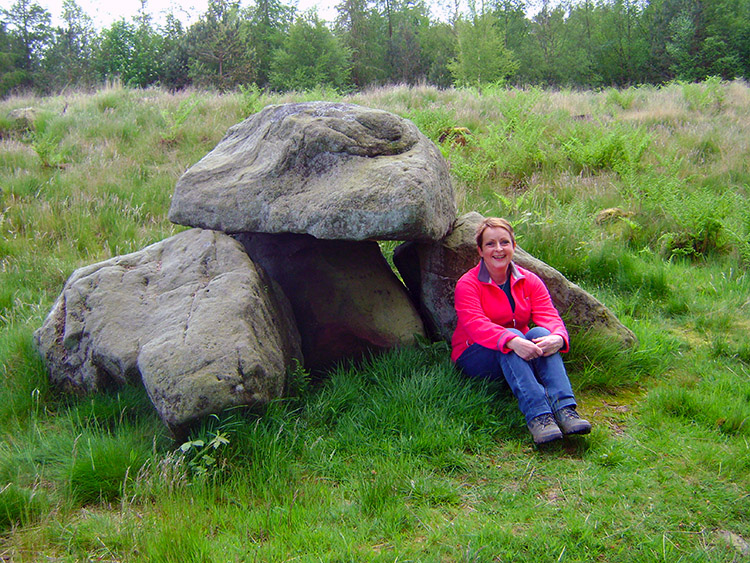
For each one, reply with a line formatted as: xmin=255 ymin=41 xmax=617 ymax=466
xmin=1 ymin=80 xmax=750 ymax=560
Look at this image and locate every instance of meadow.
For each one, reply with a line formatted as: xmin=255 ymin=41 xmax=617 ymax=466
xmin=0 ymin=79 xmax=749 ymax=561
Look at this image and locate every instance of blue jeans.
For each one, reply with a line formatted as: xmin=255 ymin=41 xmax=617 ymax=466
xmin=455 ymin=327 xmax=577 ymax=424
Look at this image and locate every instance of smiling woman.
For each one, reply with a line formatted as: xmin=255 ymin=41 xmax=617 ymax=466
xmin=451 ymin=217 xmax=592 ymax=446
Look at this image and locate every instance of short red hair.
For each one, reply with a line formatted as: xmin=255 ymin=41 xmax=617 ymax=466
xmin=475 ymin=217 xmax=515 ymax=248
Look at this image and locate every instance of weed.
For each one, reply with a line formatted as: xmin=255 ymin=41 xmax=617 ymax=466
xmin=160 ymin=94 xmax=200 ymax=144
xmin=286 ymin=357 xmax=312 ymax=398
xmin=239 ymin=83 xmax=268 ymax=116
xmin=177 ymin=409 xmax=247 ymax=480
xmin=606 ymin=86 xmax=638 ymax=110
xmin=681 ymin=76 xmax=726 ymax=113
xmin=25 ymin=129 xmax=70 ymax=168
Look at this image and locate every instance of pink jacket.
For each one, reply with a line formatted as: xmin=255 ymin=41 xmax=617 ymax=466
xmin=451 ymin=260 xmax=569 ymax=362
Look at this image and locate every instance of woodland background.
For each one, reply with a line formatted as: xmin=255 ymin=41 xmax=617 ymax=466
xmin=2 ymin=0 xmax=750 ymax=97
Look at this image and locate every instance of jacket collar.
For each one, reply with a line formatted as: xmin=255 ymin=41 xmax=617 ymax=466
xmin=477 ymin=259 xmax=524 ymax=284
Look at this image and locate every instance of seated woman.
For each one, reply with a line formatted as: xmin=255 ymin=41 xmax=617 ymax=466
xmin=451 ymin=217 xmax=591 ymax=445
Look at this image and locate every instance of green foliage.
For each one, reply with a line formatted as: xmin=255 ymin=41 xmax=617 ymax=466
xmin=239 ymin=82 xmax=269 ymax=116
xmin=186 ymin=0 xmax=256 ymax=91
xmin=561 ymin=126 xmax=652 ymax=175
xmin=448 ymin=15 xmax=519 ymax=88
xmin=160 ymin=94 xmax=200 ymax=143
xmin=268 ymin=13 xmax=351 ymax=92
xmin=285 ymin=357 xmax=311 ymax=398
xmin=681 ymin=76 xmax=727 ymax=112
xmin=94 ymin=19 xmax=163 ymax=87
xmin=2 ymin=0 xmax=750 ymax=94
xmin=178 ymin=411 xmax=243 ymax=479
xmin=24 ymin=128 xmax=70 ymax=168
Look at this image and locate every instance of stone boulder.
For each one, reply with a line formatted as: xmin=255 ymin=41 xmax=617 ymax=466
xmin=235 ymin=232 xmax=426 ymax=372
xmin=169 ymin=102 xmax=456 ymax=241
xmin=394 ymin=212 xmax=638 ymax=348
xmin=7 ymin=107 xmax=37 ymax=131
xmin=33 ymin=228 xmax=302 ymax=435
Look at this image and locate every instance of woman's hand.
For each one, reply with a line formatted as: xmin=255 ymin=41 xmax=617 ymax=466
xmin=532 ymin=334 xmax=564 ymax=356
xmin=506 ymin=336 xmax=544 ymax=360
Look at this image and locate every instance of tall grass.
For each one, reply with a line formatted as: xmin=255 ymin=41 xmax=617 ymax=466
xmin=1 ymin=80 xmax=749 ymax=560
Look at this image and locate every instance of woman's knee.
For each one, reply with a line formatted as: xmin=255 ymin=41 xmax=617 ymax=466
xmin=526 ymin=326 xmax=551 ymax=339
xmin=456 ymin=344 xmax=504 ymax=380
xmin=506 ymin=328 xmax=525 ymax=339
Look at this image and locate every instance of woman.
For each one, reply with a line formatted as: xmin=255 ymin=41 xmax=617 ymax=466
xmin=451 ymin=217 xmax=591 ymax=445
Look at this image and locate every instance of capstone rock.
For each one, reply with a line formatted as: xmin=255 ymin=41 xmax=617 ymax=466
xmin=235 ymin=232 xmax=426 ymax=372
xmin=394 ymin=212 xmax=638 ymax=348
xmin=169 ymin=102 xmax=456 ymax=241
xmin=33 ymin=228 xmax=302 ymax=434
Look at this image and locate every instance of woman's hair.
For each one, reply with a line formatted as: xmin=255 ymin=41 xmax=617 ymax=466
xmin=475 ymin=217 xmax=515 ymax=248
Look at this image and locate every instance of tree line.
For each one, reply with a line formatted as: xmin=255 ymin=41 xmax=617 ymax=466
xmin=1 ymin=0 xmax=749 ymax=97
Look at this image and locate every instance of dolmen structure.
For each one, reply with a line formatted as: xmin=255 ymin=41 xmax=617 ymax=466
xmin=34 ymin=102 xmax=637 ymax=437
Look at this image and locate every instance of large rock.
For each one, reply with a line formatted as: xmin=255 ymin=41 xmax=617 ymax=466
xmin=235 ymin=232 xmax=426 ymax=372
xmin=169 ymin=102 xmax=456 ymax=241
xmin=33 ymin=229 xmax=302 ymax=434
xmin=394 ymin=212 xmax=638 ymax=348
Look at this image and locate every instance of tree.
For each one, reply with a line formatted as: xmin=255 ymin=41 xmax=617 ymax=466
xmin=1 ymin=0 xmax=51 ymax=89
xmin=448 ymin=13 xmax=518 ymax=86
xmin=269 ymin=12 xmax=352 ymax=91
xmin=419 ymin=20 xmax=455 ymax=87
xmin=159 ymin=13 xmax=191 ymax=90
xmin=665 ymin=11 xmax=698 ymax=80
xmin=335 ymin=0 xmax=389 ymax=87
xmin=523 ymin=0 xmax=567 ymax=85
xmin=43 ymin=0 xmax=95 ymax=90
xmin=388 ymin=0 xmax=431 ymax=83
xmin=95 ymin=15 xmax=162 ymax=87
xmin=592 ymin=0 xmax=650 ymax=85
xmin=186 ymin=0 xmax=255 ymax=90
xmin=246 ymin=0 xmax=294 ymax=88
xmin=0 ymin=21 xmax=27 ymax=96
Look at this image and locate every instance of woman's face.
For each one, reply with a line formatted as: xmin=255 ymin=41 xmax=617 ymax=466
xmin=478 ymin=226 xmax=516 ymax=278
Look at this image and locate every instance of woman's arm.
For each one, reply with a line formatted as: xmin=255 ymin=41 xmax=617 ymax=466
xmin=525 ymin=272 xmax=570 ymax=353
xmin=454 ymin=276 xmax=519 ymax=352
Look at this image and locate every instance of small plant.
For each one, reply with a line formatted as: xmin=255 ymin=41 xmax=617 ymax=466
xmin=178 ymin=412 xmax=242 ymax=478
xmin=160 ymin=95 xmax=200 ymax=144
xmin=239 ymin=83 xmax=267 ymax=116
xmin=659 ymin=217 xmax=725 ymax=261
xmin=681 ymin=76 xmax=726 ymax=113
xmin=286 ymin=357 xmax=311 ymax=398
xmin=606 ymin=86 xmax=637 ymax=110
xmin=179 ymin=431 xmax=230 ymax=478
xmin=25 ymin=130 xmax=70 ymax=169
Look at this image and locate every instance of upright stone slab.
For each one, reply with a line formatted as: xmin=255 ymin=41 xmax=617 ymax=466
xmin=394 ymin=212 xmax=638 ymax=348
xmin=33 ymin=229 xmax=302 ymax=435
xmin=236 ymin=232 xmax=426 ymax=372
xmin=169 ymin=102 xmax=456 ymax=241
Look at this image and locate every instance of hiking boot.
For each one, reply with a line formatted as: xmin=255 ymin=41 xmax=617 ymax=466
xmin=527 ymin=413 xmax=563 ymax=445
xmin=554 ymin=406 xmax=592 ymax=435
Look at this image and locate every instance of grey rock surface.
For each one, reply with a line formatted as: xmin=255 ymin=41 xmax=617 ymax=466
xmin=169 ymin=102 xmax=456 ymax=241
xmin=236 ymin=232 xmax=426 ymax=372
xmin=33 ymin=228 xmax=302 ymax=434
xmin=395 ymin=212 xmax=638 ymax=348
xmin=7 ymin=107 xmax=37 ymax=130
